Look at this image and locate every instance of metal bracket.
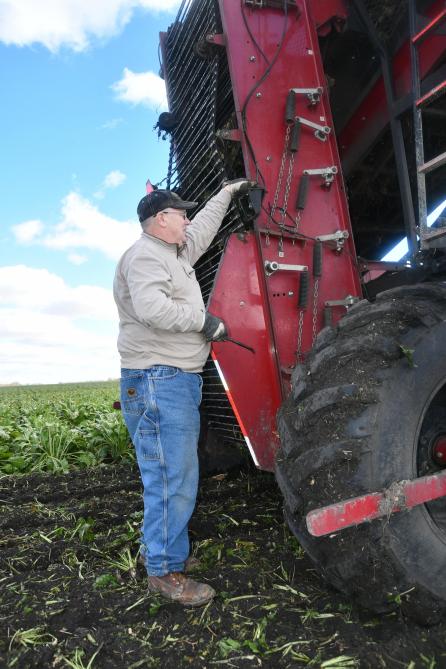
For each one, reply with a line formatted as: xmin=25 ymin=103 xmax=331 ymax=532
xmin=265 ymin=260 xmax=308 ymax=276
xmin=295 ymin=116 xmax=331 ymax=141
xmin=315 ymin=229 xmax=348 ymax=251
xmin=291 ymin=87 xmax=323 ymax=106
xmin=325 ymin=294 xmax=359 ymax=308
xmin=216 ymin=128 xmax=242 ymax=142
xmin=303 ymin=166 xmax=338 ymax=187
xmin=205 ymin=33 xmax=226 ymax=47
xmin=357 ymin=258 xmax=409 ymax=273
xmin=244 ymin=0 xmax=299 ymax=9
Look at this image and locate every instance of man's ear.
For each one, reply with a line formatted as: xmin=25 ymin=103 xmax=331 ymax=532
xmin=156 ymin=212 xmax=168 ymax=229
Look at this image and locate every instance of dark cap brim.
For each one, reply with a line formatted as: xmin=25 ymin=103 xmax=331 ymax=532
xmin=174 ymin=199 xmax=198 ymax=210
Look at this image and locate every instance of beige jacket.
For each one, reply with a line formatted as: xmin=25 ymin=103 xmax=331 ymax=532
xmin=113 ymin=189 xmax=231 ymax=372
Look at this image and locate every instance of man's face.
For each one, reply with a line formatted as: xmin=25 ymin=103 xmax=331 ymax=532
xmin=159 ymin=209 xmax=190 ymax=244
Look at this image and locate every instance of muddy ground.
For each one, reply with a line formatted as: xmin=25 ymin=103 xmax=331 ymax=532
xmin=1 ymin=464 xmax=445 ymax=669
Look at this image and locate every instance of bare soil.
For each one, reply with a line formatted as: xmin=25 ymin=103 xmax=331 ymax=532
xmin=1 ymin=464 xmax=446 ymax=668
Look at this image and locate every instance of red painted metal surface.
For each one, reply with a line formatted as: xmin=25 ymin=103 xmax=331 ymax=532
xmin=307 ymin=470 xmax=446 ymax=537
xmin=309 ymin=0 xmax=347 ymax=36
xmin=339 ymin=0 xmax=446 ymax=174
xmin=208 ymin=234 xmax=283 ymax=471
xmin=208 ymin=1 xmax=361 ymax=470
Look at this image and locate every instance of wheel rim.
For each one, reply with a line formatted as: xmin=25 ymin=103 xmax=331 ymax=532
xmin=417 ymin=387 xmax=446 ymax=533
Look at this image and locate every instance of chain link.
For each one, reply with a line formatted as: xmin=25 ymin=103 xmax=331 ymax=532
xmin=166 ymin=139 xmax=175 ymax=190
xmin=312 ymin=278 xmax=319 ymax=346
xmin=294 ymin=210 xmax=302 ymax=231
xmin=271 ymin=124 xmax=291 ymax=220
xmin=296 ymin=309 xmax=305 ymax=363
xmin=280 ymin=151 xmax=295 ymax=226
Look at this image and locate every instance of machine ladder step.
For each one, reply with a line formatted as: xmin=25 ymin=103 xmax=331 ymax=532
xmin=416 ymin=79 xmax=446 ymax=107
xmin=412 ymin=7 xmax=446 ymax=44
xmin=418 ymin=150 xmax=446 ymax=174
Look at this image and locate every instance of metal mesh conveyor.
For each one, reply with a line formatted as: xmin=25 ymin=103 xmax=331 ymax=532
xmin=162 ymin=0 xmax=245 ymax=446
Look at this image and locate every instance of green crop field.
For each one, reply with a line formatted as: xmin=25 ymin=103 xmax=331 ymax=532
xmin=0 ymin=381 xmax=133 ymax=475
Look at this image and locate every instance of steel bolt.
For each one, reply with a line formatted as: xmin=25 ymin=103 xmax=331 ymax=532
xmin=249 ymin=56 xmax=256 ymax=62
xmin=266 ymin=155 xmax=272 ymax=162
xmin=256 ymin=92 xmax=262 ymax=98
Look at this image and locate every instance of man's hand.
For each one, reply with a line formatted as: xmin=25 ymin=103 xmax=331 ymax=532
xmin=223 ymin=178 xmax=256 ymax=198
xmin=202 ymin=312 xmax=228 ymax=342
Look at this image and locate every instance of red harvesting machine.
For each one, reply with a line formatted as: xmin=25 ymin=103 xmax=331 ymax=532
xmin=156 ymin=0 xmax=446 ymax=620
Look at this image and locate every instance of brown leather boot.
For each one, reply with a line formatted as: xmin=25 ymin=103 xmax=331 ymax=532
xmin=183 ymin=556 xmax=201 ymax=573
xmin=147 ymin=572 xmax=215 ymax=607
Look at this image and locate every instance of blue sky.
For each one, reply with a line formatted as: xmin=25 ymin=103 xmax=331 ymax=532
xmin=0 ymin=0 xmax=180 ymax=384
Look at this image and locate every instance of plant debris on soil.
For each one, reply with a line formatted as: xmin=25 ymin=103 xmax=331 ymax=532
xmin=1 ymin=463 xmax=446 ymax=669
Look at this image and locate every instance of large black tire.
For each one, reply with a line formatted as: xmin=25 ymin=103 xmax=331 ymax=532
xmin=276 ymin=283 xmax=446 ymax=622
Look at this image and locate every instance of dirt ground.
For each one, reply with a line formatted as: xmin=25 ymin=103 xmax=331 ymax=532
xmin=1 ymin=463 xmax=446 ymax=669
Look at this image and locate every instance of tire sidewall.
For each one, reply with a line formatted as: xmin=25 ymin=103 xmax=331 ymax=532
xmin=368 ymin=320 xmax=446 ymax=598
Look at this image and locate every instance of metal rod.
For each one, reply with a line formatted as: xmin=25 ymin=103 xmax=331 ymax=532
xmin=352 ymin=0 xmax=418 ymax=259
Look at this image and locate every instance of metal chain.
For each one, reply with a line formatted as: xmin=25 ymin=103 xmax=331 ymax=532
xmin=296 ymin=309 xmax=305 ymax=363
xmin=280 ymin=150 xmax=296 ymax=225
xmin=166 ymin=138 xmax=175 ymax=189
xmin=294 ymin=210 xmax=302 ymax=231
xmin=312 ymin=278 xmax=319 ymax=345
xmin=271 ymin=124 xmax=291 ymax=219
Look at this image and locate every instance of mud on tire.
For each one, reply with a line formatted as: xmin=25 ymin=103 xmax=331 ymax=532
xmin=276 ymin=283 xmax=446 ymax=622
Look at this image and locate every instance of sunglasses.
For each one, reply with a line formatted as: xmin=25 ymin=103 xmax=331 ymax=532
xmin=160 ymin=209 xmax=188 ymax=220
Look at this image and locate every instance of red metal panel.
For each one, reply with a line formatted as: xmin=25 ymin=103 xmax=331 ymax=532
xmin=339 ymin=0 xmax=446 ymax=174
xmin=308 ymin=0 xmax=347 ymax=36
xmin=209 ymin=233 xmax=283 ymax=471
xmin=307 ymin=470 xmax=446 ymax=536
xmin=209 ymin=1 xmax=361 ymax=470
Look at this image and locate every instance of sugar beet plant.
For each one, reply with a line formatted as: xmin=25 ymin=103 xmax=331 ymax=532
xmin=0 ymin=382 xmax=133 ymax=475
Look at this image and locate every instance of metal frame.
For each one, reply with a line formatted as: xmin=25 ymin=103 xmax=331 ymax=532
xmin=351 ymin=0 xmax=418 ymax=259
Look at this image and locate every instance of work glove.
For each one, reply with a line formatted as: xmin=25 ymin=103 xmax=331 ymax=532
xmin=223 ymin=178 xmax=256 ymax=198
xmin=202 ymin=311 xmax=228 ymax=342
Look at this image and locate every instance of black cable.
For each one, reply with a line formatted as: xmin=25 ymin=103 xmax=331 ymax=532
xmin=240 ymin=0 xmax=270 ymax=65
xmin=240 ymin=0 xmax=289 ymax=186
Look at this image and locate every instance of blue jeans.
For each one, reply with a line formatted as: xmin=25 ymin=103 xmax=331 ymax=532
xmin=120 ymin=366 xmax=202 ymax=576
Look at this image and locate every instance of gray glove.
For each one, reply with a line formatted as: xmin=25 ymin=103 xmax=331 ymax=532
xmin=223 ymin=178 xmax=256 ymax=198
xmin=202 ymin=312 xmax=228 ymax=342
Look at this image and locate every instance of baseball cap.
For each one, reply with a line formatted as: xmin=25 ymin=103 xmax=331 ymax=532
xmin=137 ymin=189 xmax=198 ymax=223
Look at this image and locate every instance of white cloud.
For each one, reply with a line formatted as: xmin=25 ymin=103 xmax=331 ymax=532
xmin=112 ymin=68 xmax=167 ymax=110
xmin=95 ymin=170 xmax=127 ymax=199
xmin=104 ymin=170 xmax=126 ymax=189
xmin=12 ymin=219 xmax=44 ymax=243
xmin=0 ymin=0 xmax=181 ymax=52
xmin=68 ymin=253 xmax=88 ymax=265
xmin=0 ymin=265 xmax=115 ymax=320
xmin=0 ymin=266 xmax=120 ymax=384
xmin=12 ymin=191 xmax=139 ymax=261
xmin=43 ymin=192 xmax=138 ymax=260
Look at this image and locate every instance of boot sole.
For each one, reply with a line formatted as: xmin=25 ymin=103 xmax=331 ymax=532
xmin=147 ymin=586 xmax=215 ymax=607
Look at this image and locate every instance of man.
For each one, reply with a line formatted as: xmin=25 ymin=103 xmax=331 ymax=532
xmin=113 ymin=180 xmax=250 ymax=606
